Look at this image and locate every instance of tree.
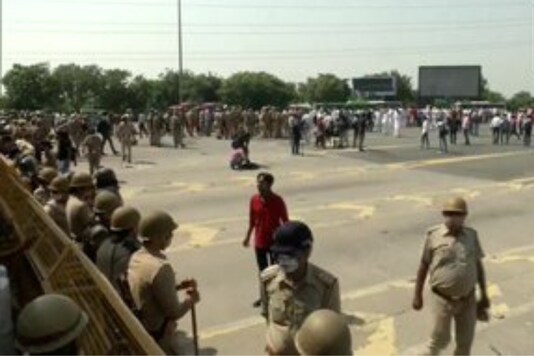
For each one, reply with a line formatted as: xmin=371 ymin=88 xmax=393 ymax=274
xmin=52 ymin=64 xmax=102 ymax=112
xmin=182 ymin=73 xmax=222 ymax=103
xmin=508 ymin=91 xmax=533 ymax=111
xmin=300 ymin=74 xmax=350 ymax=103
xmin=3 ymin=63 xmax=60 ymax=110
xmin=480 ymin=76 xmax=506 ymax=104
xmin=365 ymin=70 xmax=415 ymax=103
xmin=219 ymin=71 xmax=295 ymax=109
xmin=96 ymin=69 xmax=131 ymax=113
xmin=128 ymin=75 xmax=163 ymax=111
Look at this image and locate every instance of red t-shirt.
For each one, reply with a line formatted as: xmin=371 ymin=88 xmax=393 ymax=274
xmin=249 ymin=193 xmax=289 ymax=249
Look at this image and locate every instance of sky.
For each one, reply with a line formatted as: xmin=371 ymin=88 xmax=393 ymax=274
xmin=3 ymin=0 xmax=534 ymax=97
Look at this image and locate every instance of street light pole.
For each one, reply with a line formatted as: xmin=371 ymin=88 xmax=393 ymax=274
xmin=177 ymin=0 xmax=183 ymax=104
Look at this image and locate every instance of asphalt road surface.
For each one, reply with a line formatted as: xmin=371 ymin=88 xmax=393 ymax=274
xmin=83 ymin=126 xmax=534 ymax=355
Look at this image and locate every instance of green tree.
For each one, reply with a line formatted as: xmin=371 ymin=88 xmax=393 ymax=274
xmin=365 ymin=70 xmax=415 ymax=103
xmin=300 ymin=74 xmax=350 ymax=103
xmin=480 ymin=76 xmax=506 ymax=104
xmin=97 ymin=69 xmax=131 ymax=113
xmin=53 ymin=64 xmax=102 ymax=112
xmin=219 ymin=71 xmax=295 ymax=109
xmin=182 ymin=73 xmax=222 ymax=103
xmin=3 ymin=63 xmax=60 ymax=110
xmin=158 ymin=69 xmax=183 ymax=106
xmin=128 ymin=75 xmax=165 ymax=111
xmin=508 ymin=91 xmax=533 ymax=111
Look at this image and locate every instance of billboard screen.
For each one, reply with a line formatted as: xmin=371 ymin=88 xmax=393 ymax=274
xmin=352 ymin=77 xmax=396 ymax=96
xmin=419 ymin=66 xmax=482 ymax=99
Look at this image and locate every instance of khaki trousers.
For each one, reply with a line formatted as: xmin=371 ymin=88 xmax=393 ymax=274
xmin=425 ymin=292 xmax=477 ymax=356
xmin=88 ymin=153 xmax=101 ymax=175
xmin=121 ymin=141 xmax=132 ymax=163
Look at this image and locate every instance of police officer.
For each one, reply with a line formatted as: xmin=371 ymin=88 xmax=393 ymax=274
xmin=412 ymin=197 xmax=489 ymax=356
xmin=128 ymin=211 xmax=200 ymax=355
xmin=96 ymin=206 xmax=141 ymax=292
xmin=170 ymin=110 xmax=185 ymax=149
xmin=33 ymin=167 xmax=58 ymax=205
xmin=85 ymin=191 xmax=123 ymax=262
xmin=44 ymin=176 xmax=71 ymax=235
xmin=94 ymin=167 xmax=123 ymax=203
xmin=294 ymin=309 xmax=352 ymax=355
xmin=81 ymin=127 xmax=103 ymax=175
xmin=15 ymin=294 xmax=89 ymax=355
xmin=66 ymin=172 xmax=95 ymax=244
xmin=116 ymin=115 xmax=137 ymax=164
xmin=261 ymin=221 xmax=341 ymax=355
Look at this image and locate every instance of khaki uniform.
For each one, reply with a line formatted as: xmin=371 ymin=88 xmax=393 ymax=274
xmin=44 ymin=199 xmax=70 ymax=235
xmin=261 ymin=263 xmax=341 ymax=355
xmin=66 ymin=196 xmax=94 ymax=243
xmin=128 ymin=247 xmax=188 ymax=355
xmin=116 ymin=122 xmax=137 ymax=164
xmin=82 ymin=134 xmax=103 ymax=175
xmin=68 ymin=119 xmax=85 ymax=151
xmin=33 ymin=187 xmax=50 ymax=205
xmin=170 ymin=115 xmax=184 ymax=148
xmin=96 ymin=235 xmax=141 ymax=292
xmin=421 ymin=224 xmax=484 ymax=355
xmin=148 ymin=114 xmax=159 ymax=146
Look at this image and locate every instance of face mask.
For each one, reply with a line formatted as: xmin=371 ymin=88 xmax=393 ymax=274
xmin=277 ymin=254 xmax=299 ymax=274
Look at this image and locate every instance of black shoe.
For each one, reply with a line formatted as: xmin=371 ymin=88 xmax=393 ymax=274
xmin=253 ymin=299 xmax=262 ymax=308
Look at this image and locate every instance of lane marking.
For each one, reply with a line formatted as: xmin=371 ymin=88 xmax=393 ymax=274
xmin=119 ymin=149 xmax=533 ymax=199
xmin=328 ymin=203 xmax=376 ymax=219
xmin=355 ymin=316 xmax=397 ymax=356
xmin=174 ymin=224 xmax=219 ymax=249
xmin=450 ymin=188 xmax=481 ymax=199
xmin=386 ymin=194 xmax=434 ymax=207
xmin=393 ymin=150 xmax=531 ymax=170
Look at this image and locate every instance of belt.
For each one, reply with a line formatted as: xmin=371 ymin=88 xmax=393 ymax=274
xmin=432 ymin=287 xmax=474 ymax=302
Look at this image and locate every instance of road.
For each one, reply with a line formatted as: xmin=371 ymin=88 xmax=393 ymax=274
xmin=85 ymin=127 xmax=534 ymax=355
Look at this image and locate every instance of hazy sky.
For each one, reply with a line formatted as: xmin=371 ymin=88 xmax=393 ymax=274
xmin=4 ymin=0 xmax=533 ymax=97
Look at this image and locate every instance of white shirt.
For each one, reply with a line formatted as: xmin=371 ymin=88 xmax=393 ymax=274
xmin=422 ymin=120 xmax=430 ymax=134
xmin=491 ymin=116 xmax=502 ymax=128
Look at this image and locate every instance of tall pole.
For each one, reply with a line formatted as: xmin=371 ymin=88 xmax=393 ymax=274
xmin=177 ymin=0 xmax=183 ymax=104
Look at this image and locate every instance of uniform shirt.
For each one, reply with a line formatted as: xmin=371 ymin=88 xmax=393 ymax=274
xmin=97 ymin=235 xmax=141 ymax=291
xmin=66 ymin=196 xmax=94 ymax=242
xmin=249 ymin=193 xmax=288 ymax=249
xmin=116 ymin=122 xmax=137 ymax=144
xmin=128 ymin=247 xmax=186 ymax=333
xmin=261 ymin=263 xmax=341 ymax=354
xmin=82 ymin=134 xmax=103 ymax=155
xmin=421 ymin=224 xmax=484 ymax=297
xmin=44 ymin=199 xmax=70 ymax=235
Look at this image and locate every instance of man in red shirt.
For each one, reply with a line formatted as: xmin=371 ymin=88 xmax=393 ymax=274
xmin=243 ymin=172 xmax=289 ymax=308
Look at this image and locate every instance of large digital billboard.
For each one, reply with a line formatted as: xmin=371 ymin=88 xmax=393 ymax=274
xmin=352 ymin=76 xmax=397 ymax=97
xmin=419 ymin=66 xmax=482 ymax=99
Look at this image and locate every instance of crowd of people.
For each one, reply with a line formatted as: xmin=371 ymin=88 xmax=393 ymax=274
xmin=1 ymin=103 xmax=532 ymax=179
xmin=0 ymin=102 xmax=520 ymax=355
